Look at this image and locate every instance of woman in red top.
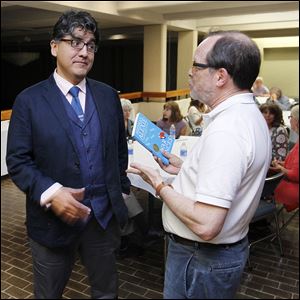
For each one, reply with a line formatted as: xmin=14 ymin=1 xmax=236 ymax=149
xmin=270 ymin=105 xmax=299 ymax=211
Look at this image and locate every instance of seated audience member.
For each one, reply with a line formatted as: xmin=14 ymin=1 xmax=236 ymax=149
xmin=252 ymin=76 xmax=270 ymax=97
xmin=156 ymin=101 xmax=188 ymax=138
xmin=119 ymin=99 xmax=158 ymax=257
xmin=260 ymin=103 xmax=289 ymax=161
xmin=120 ymin=98 xmax=134 ymax=139
xmin=187 ymin=99 xmax=210 ymax=136
xmin=266 ymin=87 xmax=291 ymax=111
xmin=270 ymin=105 xmax=299 ymax=212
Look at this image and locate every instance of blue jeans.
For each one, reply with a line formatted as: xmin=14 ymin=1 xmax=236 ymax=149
xmin=163 ymin=235 xmax=249 ymax=299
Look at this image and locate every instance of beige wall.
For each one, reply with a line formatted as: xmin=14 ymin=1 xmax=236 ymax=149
xmin=261 ymin=47 xmax=298 ymax=98
xmin=143 ymin=34 xmax=299 ymax=99
xmin=253 ymin=37 xmax=299 ymax=98
xmin=177 ymin=31 xmax=198 ymax=89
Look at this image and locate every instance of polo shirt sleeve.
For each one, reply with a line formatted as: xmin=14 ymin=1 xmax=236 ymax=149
xmin=194 ymin=130 xmax=249 ymax=208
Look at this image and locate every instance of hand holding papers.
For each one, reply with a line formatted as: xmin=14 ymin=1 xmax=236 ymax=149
xmin=127 ymin=162 xmax=163 ymax=191
xmin=127 ymin=135 xmax=200 ymax=196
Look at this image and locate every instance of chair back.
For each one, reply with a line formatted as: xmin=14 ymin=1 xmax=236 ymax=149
xmin=184 ymin=116 xmax=194 ymax=131
xmin=184 ymin=115 xmax=203 ymax=136
xmin=248 ymin=172 xmax=285 ymax=267
xmin=251 ymin=172 xmax=284 ymax=223
xmin=261 ymin=172 xmax=284 ymax=199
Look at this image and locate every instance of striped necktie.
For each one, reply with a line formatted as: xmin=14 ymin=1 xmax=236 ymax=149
xmin=69 ymin=86 xmax=84 ymax=122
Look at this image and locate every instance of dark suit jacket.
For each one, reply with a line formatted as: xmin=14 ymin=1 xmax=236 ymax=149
xmin=6 ymin=75 xmax=130 ymax=247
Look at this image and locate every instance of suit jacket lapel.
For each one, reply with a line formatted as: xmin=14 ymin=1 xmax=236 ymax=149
xmin=43 ymin=76 xmax=80 ymax=156
xmin=87 ymin=79 xmax=108 ymax=159
xmin=82 ymin=90 xmax=95 ymax=129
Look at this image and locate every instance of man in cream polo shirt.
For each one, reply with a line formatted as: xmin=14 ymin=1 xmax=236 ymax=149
xmin=128 ymin=30 xmax=271 ymax=299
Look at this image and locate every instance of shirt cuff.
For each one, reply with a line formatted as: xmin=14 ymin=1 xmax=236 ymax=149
xmin=40 ymin=183 xmax=63 ymax=207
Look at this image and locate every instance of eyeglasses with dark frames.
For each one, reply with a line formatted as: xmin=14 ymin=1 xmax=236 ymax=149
xmin=192 ymin=62 xmax=214 ymax=69
xmin=60 ymin=39 xmax=98 ymax=53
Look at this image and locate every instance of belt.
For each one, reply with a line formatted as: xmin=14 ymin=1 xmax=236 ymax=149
xmin=167 ymin=233 xmax=246 ymax=249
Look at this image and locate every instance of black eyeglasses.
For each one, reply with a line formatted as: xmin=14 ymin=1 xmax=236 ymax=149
xmin=60 ymin=39 xmax=98 ymax=53
xmin=192 ymin=62 xmax=214 ymax=69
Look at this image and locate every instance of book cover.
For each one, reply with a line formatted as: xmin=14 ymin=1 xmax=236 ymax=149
xmin=132 ymin=113 xmax=174 ymax=165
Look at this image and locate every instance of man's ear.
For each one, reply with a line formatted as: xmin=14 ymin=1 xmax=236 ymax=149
xmin=50 ymin=40 xmax=58 ymax=57
xmin=215 ymin=68 xmax=229 ymax=87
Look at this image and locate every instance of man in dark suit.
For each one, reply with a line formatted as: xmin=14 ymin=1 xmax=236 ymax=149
xmin=6 ymin=10 xmax=130 ymax=299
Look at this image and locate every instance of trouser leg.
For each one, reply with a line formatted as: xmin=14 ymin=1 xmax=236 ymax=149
xmin=79 ymin=217 xmax=121 ymax=299
xmin=133 ymin=212 xmax=148 ymax=236
xmin=29 ymin=238 xmax=75 ymax=299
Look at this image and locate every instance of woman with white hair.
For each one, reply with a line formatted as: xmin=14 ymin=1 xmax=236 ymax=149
xmin=252 ymin=76 xmax=270 ymax=97
xmin=271 ymin=104 xmax=299 ymax=212
xmin=120 ymin=98 xmax=134 ymax=138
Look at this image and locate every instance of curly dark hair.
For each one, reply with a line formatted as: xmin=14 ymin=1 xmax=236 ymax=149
xmin=259 ymin=103 xmax=285 ymax=127
xmin=163 ymin=101 xmax=183 ymax=123
xmin=52 ymin=10 xmax=100 ymax=44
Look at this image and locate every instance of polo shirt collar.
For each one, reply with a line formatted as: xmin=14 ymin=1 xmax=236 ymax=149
xmin=203 ymin=93 xmax=254 ymax=128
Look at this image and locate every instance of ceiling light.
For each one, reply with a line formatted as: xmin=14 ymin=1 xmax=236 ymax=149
xmin=108 ymin=34 xmax=127 ymax=40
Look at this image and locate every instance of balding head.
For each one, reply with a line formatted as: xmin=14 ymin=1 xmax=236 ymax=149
xmin=202 ymin=31 xmax=261 ymax=90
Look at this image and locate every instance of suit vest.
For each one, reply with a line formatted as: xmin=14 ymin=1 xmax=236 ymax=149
xmin=62 ymin=84 xmax=112 ymax=229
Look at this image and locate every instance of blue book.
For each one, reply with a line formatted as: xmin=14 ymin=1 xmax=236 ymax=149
xmin=132 ymin=113 xmax=174 ymax=165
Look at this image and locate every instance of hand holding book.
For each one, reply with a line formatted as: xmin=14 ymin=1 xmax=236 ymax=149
xmin=154 ymin=150 xmax=183 ymax=175
xmin=132 ymin=113 xmax=174 ymax=165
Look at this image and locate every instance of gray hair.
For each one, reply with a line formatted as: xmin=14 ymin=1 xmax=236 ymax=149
xmin=291 ymin=104 xmax=299 ymax=122
xmin=205 ymin=30 xmax=261 ymax=90
xmin=120 ymin=98 xmax=133 ymax=111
